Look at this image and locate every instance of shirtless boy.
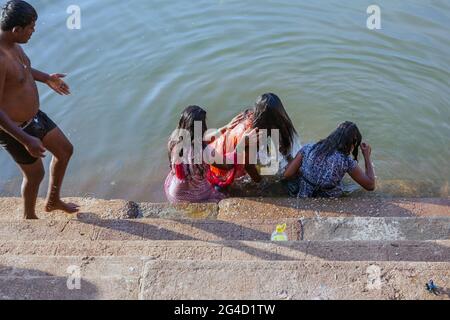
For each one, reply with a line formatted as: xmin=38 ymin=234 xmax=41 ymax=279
xmin=0 ymin=1 xmax=79 ymax=219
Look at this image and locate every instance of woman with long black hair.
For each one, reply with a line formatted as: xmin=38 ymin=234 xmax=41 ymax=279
xmin=165 ymin=105 xmax=255 ymax=203
xmin=207 ymin=93 xmax=301 ymax=189
xmin=284 ymin=121 xmax=376 ymax=198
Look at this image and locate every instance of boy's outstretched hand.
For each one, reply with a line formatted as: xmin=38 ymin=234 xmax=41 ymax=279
xmin=46 ymin=73 xmax=71 ymax=95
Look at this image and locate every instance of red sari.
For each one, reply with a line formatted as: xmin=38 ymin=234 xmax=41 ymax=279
xmin=206 ymin=116 xmax=252 ymax=187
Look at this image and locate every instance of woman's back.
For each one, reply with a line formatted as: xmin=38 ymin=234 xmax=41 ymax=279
xmin=208 ymin=111 xmax=302 ymax=175
xmin=165 ymin=105 xmax=225 ymax=203
xmin=164 ymin=163 xmax=224 ymax=203
xmin=298 ymin=143 xmax=357 ymax=197
xmin=208 ymin=114 xmax=252 ymax=157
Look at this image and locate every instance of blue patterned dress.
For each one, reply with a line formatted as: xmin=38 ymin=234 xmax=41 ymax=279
xmin=288 ymin=143 xmax=358 ymax=198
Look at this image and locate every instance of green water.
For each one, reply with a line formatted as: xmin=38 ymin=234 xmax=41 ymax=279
xmin=0 ymin=0 xmax=449 ymax=201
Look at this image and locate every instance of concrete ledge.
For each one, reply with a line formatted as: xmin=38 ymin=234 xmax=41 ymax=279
xmin=300 ymin=217 xmax=450 ymax=241
xmin=1 ymin=196 xmax=448 ymax=300
xmin=0 ymin=197 xmax=138 ymax=220
xmin=0 ymin=218 xmax=301 ymax=241
xmin=218 ymin=198 xmax=450 ymax=219
xmin=140 ymin=260 xmax=450 ymax=300
xmin=1 ymin=257 xmax=449 ymax=300
xmin=0 ymin=256 xmax=145 ymax=300
xmin=1 ymin=197 xmax=449 ymax=220
xmin=1 ymin=240 xmax=449 ymax=262
xmin=0 ymin=217 xmax=448 ymax=242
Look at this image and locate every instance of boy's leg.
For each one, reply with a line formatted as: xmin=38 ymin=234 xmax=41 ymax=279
xmin=42 ymin=127 xmax=79 ymax=213
xmin=18 ymin=159 xmax=45 ymax=220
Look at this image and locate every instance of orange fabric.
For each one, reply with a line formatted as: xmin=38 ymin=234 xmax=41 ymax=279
xmin=210 ymin=165 xmax=226 ymax=177
xmin=207 ymin=115 xmax=253 ymax=186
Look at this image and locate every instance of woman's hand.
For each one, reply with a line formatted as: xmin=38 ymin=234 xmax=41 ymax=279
xmin=207 ymin=113 xmax=246 ymax=143
xmin=350 ymin=142 xmax=376 ymax=191
xmin=226 ymin=113 xmax=245 ymax=131
xmin=361 ymin=142 xmax=372 ymax=158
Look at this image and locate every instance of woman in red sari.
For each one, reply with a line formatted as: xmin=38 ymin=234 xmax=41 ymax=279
xmin=207 ymin=93 xmax=301 ymax=190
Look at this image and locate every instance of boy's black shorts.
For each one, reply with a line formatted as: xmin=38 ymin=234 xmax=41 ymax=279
xmin=0 ymin=110 xmax=57 ymax=165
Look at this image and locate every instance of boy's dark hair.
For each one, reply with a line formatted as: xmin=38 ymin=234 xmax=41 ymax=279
xmin=0 ymin=0 xmax=38 ymax=31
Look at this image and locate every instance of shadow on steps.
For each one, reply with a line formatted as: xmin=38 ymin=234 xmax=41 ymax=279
xmin=75 ymin=215 xmax=450 ymax=263
xmin=0 ymin=265 xmax=98 ymax=300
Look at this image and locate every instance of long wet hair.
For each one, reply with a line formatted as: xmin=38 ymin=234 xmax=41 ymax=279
xmin=313 ymin=121 xmax=362 ymax=161
xmin=250 ymin=93 xmax=298 ymax=157
xmin=168 ymin=105 xmax=207 ymax=176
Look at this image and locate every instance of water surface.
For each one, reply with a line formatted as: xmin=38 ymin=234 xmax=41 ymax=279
xmin=0 ymin=0 xmax=449 ymax=201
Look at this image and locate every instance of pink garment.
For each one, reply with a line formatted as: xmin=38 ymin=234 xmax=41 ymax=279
xmin=164 ymin=163 xmax=225 ymax=203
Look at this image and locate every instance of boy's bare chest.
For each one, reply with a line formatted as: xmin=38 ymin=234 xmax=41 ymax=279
xmin=4 ymin=50 xmax=32 ymax=86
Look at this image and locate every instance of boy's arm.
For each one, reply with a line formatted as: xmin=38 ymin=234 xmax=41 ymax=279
xmin=0 ymin=109 xmax=45 ymax=154
xmin=0 ymin=64 xmax=46 ymax=158
xmin=31 ymin=68 xmax=50 ymax=83
xmin=19 ymin=45 xmax=67 ymax=93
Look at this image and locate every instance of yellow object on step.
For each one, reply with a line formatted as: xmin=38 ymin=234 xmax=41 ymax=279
xmin=271 ymin=223 xmax=288 ymax=241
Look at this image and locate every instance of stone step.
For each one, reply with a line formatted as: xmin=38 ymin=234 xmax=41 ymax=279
xmin=0 ymin=197 xmax=139 ymax=220
xmin=0 ymin=217 xmax=448 ymax=242
xmin=0 ymin=218 xmax=301 ymax=241
xmin=300 ymin=217 xmax=450 ymax=241
xmin=1 ymin=197 xmax=449 ymax=220
xmin=0 ymin=240 xmax=449 ymax=262
xmin=0 ymin=256 xmax=143 ymax=300
xmin=0 ymin=256 xmax=448 ymax=300
xmin=217 ymin=197 xmax=450 ymax=219
xmin=140 ymin=260 xmax=450 ymax=300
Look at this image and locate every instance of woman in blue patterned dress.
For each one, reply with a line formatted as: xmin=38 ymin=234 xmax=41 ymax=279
xmin=284 ymin=122 xmax=376 ymax=198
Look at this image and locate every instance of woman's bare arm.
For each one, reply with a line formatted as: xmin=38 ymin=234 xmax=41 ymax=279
xmin=204 ymin=113 xmax=245 ymax=142
xmin=283 ymin=152 xmax=303 ymax=179
xmin=348 ymin=143 xmax=376 ymax=191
